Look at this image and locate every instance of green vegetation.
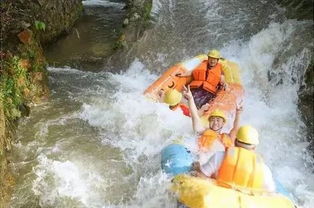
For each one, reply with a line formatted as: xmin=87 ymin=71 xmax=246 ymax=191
xmin=142 ymin=0 xmax=152 ymax=22
xmin=34 ymin=20 xmax=46 ymax=31
xmin=113 ymin=34 xmax=127 ymax=50
xmin=0 ymin=56 xmax=29 ymax=119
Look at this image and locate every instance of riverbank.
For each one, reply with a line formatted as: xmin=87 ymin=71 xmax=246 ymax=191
xmin=0 ymin=0 xmax=83 ymax=206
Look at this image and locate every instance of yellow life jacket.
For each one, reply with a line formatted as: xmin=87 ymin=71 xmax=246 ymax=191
xmin=198 ymin=129 xmax=233 ymax=152
xmin=217 ymin=147 xmax=265 ymax=190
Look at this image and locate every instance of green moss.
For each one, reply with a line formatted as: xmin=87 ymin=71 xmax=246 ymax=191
xmin=0 ymin=56 xmax=28 ymax=120
xmin=113 ymin=34 xmax=127 ymax=50
xmin=142 ymin=0 xmax=152 ymax=22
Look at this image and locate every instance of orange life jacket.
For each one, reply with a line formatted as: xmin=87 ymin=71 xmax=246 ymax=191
xmin=190 ymin=61 xmax=222 ymax=94
xmin=216 ymin=147 xmax=265 ymax=190
xmin=198 ymin=129 xmax=233 ymax=152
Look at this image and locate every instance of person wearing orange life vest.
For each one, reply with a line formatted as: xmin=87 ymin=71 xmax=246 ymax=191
xmin=177 ymin=49 xmax=228 ymax=109
xmin=192 ymin=125 xmax=276 ymax=192
xmin=182 ymin=85 xmax=242 ymax=164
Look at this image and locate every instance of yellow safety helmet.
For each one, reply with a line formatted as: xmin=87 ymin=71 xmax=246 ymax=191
xmin=209 ymin=109 xmax=227 ymax=123
xmin=207 ymin=49 xmax=221 ymax=59
xmin=236 ymin=125 xmax=259 ymax=145
xmin=164 ymin=89 xmax=182 ymax=106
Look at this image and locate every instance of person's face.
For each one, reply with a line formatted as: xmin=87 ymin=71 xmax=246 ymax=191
xmin=209 ymin=116 xmax=224 ymax=131
xmin=208 ymin=57 xmax=219 ymax=67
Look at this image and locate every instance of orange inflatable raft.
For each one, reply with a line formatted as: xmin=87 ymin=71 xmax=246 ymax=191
xmin=144 ymin=54 xmax=244 ymax=126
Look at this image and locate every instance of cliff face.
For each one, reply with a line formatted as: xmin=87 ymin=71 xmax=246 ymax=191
xmin=0 ymin=0 xmax=83 ymax=206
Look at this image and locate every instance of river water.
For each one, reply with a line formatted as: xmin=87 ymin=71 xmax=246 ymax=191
xmin=9 ymin=0 xmax=313 ymax=207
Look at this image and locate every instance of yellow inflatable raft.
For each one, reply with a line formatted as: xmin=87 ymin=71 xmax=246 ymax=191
xmin=144 ymin=54 xmax=244 ymax=126
xmin=171 ymin=174 xmax=295 ymax=208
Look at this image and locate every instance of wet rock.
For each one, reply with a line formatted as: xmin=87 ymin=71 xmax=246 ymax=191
xmin=116 ymin=0 xmax=152 ymax=46
xmin=123 ymin=18 xmax=129 ymax=26
xmin=20 ymin=21 xmax=31 ymax=29
xmin=18 ymin=103 xmax=30 ymax=117
xmin=17 ymin=29 xmax=32 ymax=44
xmin=130 ymin=12 xmax=141 ymax=21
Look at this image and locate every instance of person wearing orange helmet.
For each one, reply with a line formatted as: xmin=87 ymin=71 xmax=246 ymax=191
xmin=178 ymin=49 xmax=229 ymax=109
xmin=192 ymin=125 xmax=276 ymax=192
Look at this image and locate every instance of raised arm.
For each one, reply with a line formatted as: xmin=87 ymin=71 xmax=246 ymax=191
xmin=182 ymin=85 xmax=206 ymax=134
xmin=228 ymin=102 xmax=243 ymax=143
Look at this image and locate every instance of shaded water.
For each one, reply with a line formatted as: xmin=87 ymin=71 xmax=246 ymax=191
xmin=45 ymin=0 xmax=125 ymax=71
xmin=9 ymin=0 xmax=314 ymax=207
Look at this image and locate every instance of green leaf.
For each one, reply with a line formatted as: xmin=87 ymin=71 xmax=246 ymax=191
xmin=34 ymin=20 xmax=46 ymax=31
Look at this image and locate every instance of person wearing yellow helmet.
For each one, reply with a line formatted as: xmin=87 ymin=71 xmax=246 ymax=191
xmin=164 ymin=89 xmax=183 ymax=107
xmin=192 ymin=125 xmax=276 ymax=192
xmin=163 ymin=89 xmax=214 ymax=117
xmin=163 ymin=89 xmax=191 ymax=117
xmin=183 ymin=85 xmax=242 ymax=164
xmin=207 ymin=109 xmax=227 ymax=132
xmin=183 ymin=85 xmax=242 ymax=142
xmin=177 ymin=49 xmax=229 ymax=109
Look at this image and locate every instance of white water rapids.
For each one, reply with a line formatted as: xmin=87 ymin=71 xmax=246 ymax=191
xmin=9 ymin=0 xmax=313 ymax=207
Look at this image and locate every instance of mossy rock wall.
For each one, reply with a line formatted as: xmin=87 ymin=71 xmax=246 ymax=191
xmin=1 ymin=0 xmax=83 ymax=47
xmin=115 ymin=0 xmax=152 ymax=49
xmin=0 ymin=0 xmax=83 ymax=206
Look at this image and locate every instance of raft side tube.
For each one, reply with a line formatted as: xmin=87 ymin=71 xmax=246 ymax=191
xmin=171 ymin=174 xmax=296 ymax=208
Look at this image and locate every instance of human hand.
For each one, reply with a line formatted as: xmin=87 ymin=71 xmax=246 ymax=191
xmin=158 ymin=89 xmax=165 ymax=98
xmin=175 ymin=73 xmax=184 ymax=77
xmin=221 ymin=82 xmax=228 ymax=90
xmin=200 ymin=103 xmax=210 ymax=112
xmin=182 ymin=85 xmax=193 ymax=101
xmin=217 ymin=82 xmax=227 ymax=91
xmin=224 ymin=82 xmax=229 ymax=90
xmin=192 ymin=161 xmax=200 ymax=171
xmin=236 ymin=100 xmax=243 ymax=113
xmin=190 ymin=170 xmax=199 ymax=177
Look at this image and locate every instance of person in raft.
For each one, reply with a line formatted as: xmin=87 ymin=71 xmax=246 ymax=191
xmin=182 ymin=85 xmax=242 ymax=164
xmin=192 ymin=125 xmax=276 ymax=192
xmin=177 ymin=49 xmax=228 ymax=109
xmin=163 ymin=89 xmax=191 ymax=117
xmin=163 ymin=89 xmax=211 ymax=117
